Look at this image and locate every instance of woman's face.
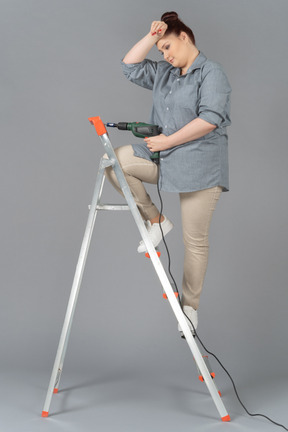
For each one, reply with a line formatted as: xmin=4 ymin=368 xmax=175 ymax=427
xmin=156 ymin=32 xmax=191 ymax=69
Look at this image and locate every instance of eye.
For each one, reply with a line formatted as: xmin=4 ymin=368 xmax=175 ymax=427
xmin=159 ymin=44 xmax=170 ymax=56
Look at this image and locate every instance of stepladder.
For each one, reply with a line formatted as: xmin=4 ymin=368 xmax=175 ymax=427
xmin=41 ymin=116 xmax=230 ymax=422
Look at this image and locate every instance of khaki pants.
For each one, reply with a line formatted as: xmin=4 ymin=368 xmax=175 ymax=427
xmin=105 ymin=145 xmax=221 ymax=310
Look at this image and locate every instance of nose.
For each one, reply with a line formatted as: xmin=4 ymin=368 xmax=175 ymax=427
xmin=164 ymin=51 xmax=170 ymax=61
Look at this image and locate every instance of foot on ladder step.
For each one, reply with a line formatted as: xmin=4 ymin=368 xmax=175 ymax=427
xmin=178 ymin=305 xmax=198 ymax=337
xmin=137 ymin=216 xmax=173 ymax=253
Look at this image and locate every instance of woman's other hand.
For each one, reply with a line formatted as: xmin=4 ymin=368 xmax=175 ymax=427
xmin=144 ymin=133 xmax=171 ymax=152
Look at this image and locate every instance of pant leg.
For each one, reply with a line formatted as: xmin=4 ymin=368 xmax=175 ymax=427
xmin=180 ymin=186 xmax=222 ymax=310
xmin=105 ymin=145 xmax=160 ymax=220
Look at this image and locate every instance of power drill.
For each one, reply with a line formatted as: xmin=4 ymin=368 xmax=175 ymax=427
xmin=106 ymin=122 xmax=162 ymax=164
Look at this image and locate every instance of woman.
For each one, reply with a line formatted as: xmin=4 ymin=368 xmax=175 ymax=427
xmin=106 ymin=11 xmax=231 ymax=336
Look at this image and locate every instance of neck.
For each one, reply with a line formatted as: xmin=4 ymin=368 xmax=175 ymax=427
xmin=181 ymin=46 xmax=200 ymax=75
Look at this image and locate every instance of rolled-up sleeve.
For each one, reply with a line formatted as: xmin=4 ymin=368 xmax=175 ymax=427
xmin=198 ymin=63 xmax=231 ymax=128
xmin=121 ymin=59 xmax=158 ymax=90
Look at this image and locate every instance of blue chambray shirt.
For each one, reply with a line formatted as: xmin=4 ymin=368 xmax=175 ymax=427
xmin=121 ymin=52 xmax=231 ymax=193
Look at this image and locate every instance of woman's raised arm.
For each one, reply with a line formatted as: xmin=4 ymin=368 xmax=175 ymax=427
xmin=122 ymin=21 xmax=167 ymax=64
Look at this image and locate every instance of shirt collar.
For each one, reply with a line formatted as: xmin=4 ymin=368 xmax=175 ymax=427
xmin=171 ymin=51 xmax=207 ymax=76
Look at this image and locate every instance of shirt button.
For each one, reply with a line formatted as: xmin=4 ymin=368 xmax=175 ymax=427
xmin=177 ymin=78 xmax=180 ymax=82
xmin=169 ymin=91 xmax=172 ymax=94
xmin=165 ymin=125 xmax=168 ymax=128
xmin=166 ymin=107 xmax=169 ymax=111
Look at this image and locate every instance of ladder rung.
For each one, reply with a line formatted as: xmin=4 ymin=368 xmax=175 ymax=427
xmin=89 ymin=204 xmax=130 ymax=211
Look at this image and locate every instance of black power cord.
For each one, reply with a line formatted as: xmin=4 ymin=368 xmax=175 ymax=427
xmin=155 ymin=173 xmax=288 ymax=431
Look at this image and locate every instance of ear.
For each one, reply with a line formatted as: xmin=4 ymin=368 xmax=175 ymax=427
xmin=179 ymin=31 xmax=188 ymax=41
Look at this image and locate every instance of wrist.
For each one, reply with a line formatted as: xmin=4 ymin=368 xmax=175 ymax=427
xmin=166 ymin=134 xmax=176 ymax=149
xmin=145 ymin=32 xmax=159 ymax=45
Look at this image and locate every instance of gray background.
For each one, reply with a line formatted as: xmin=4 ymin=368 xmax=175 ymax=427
xmin=1 ymin=0 xmax=288 ymax=431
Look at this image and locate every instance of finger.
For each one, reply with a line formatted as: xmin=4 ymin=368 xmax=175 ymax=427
xmin=151 ymin=21 xmax=163 ymax=36
xmin=150 ymin=21 xmax=160 ymax=34
xmin=158 ymin=22 xmax=167 ymax=35
xmin=151 ymin=27 xmax=162 ymax=36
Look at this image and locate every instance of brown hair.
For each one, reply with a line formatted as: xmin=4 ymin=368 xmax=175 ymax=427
xmin=161 ymin=11 xmax=196 ymax=45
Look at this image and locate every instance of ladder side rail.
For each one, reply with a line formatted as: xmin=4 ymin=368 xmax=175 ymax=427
xmin=42 ymin=161 xmax=107 ymax=416
xmin=57 ymin=158 xmax=111 ymax=382
xmin=98 ymin=133 xmax=229 ymax=420
xmin=56 ymin=158 xmax=114 ymax=379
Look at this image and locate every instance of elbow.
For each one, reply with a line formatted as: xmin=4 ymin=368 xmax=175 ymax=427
xmin=199 ymin=118 xmax=217 ymax=133
xmin=203 ymin=120 xmax=217 ymax=132
xmin=209 ymin=123 xmax=217 ymax=132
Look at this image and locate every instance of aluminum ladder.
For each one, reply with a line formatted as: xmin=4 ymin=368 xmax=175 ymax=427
xmin=41 ymin=116 xmax=230 ymax=422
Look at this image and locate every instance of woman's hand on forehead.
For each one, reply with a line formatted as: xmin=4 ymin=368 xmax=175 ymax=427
xmin=150 ymin=21 xmax=167 ymax=39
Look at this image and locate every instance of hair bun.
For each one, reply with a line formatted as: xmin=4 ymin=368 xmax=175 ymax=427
xmin=161 ymin=11 xmax=179 ymax=23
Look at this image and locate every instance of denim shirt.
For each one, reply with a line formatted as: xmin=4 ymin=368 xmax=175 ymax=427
xmin=121 ymin=52 xmax=231 ymax=193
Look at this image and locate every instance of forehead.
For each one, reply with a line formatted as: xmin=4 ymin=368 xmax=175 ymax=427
xmin=156 ymin=34 xmax=178 ymax=50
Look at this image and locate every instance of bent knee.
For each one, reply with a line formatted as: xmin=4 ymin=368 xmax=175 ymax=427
xmin=114 ymin=145 xmax=134 ymax=165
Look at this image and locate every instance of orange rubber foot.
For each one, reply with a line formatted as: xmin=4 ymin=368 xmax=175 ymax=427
xmin=221 ymin=415 xmax=231 ymax=422
xmin=163 ymin=292 xmax=179 ymax=299
xmin=53 ymin=388 xmax=59 ymax=394
xmin=218 ymin=390 xmax=222 ymax=397
xmin=145 ymin=251 xmax=161 ymax=258
xmin=42 ymin=411 xmax=49 ymax=418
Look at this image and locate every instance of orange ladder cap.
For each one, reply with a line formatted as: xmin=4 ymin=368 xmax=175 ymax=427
xmin=42 ymin=411 xmax=49 ymax=418
xmin=88 ymin=116 xmax=107 ymax=136
xmin=221 ymin=415 xmax=231 ymax=422
xmin=53 ymin=388 xmax=59 ymax=394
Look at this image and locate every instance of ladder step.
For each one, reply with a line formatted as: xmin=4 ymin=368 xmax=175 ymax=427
xmin=199 ymin=373 xmax=215 ymax=382
xmin=97 ymin=204 xmax=130 ymax=211
xmin=163 ymin=292 xmax=179 ymax=299
xmin=197 ymin=355 xmax=215 ymax=382
xmin=145 ymin=251 xmax=161 ymax=258
xmin=88 ymin=204 xmax=130 ymax=211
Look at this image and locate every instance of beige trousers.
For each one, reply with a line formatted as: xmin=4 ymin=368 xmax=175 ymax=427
xmin=105 ymin=145 xmax=221 ymax=310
